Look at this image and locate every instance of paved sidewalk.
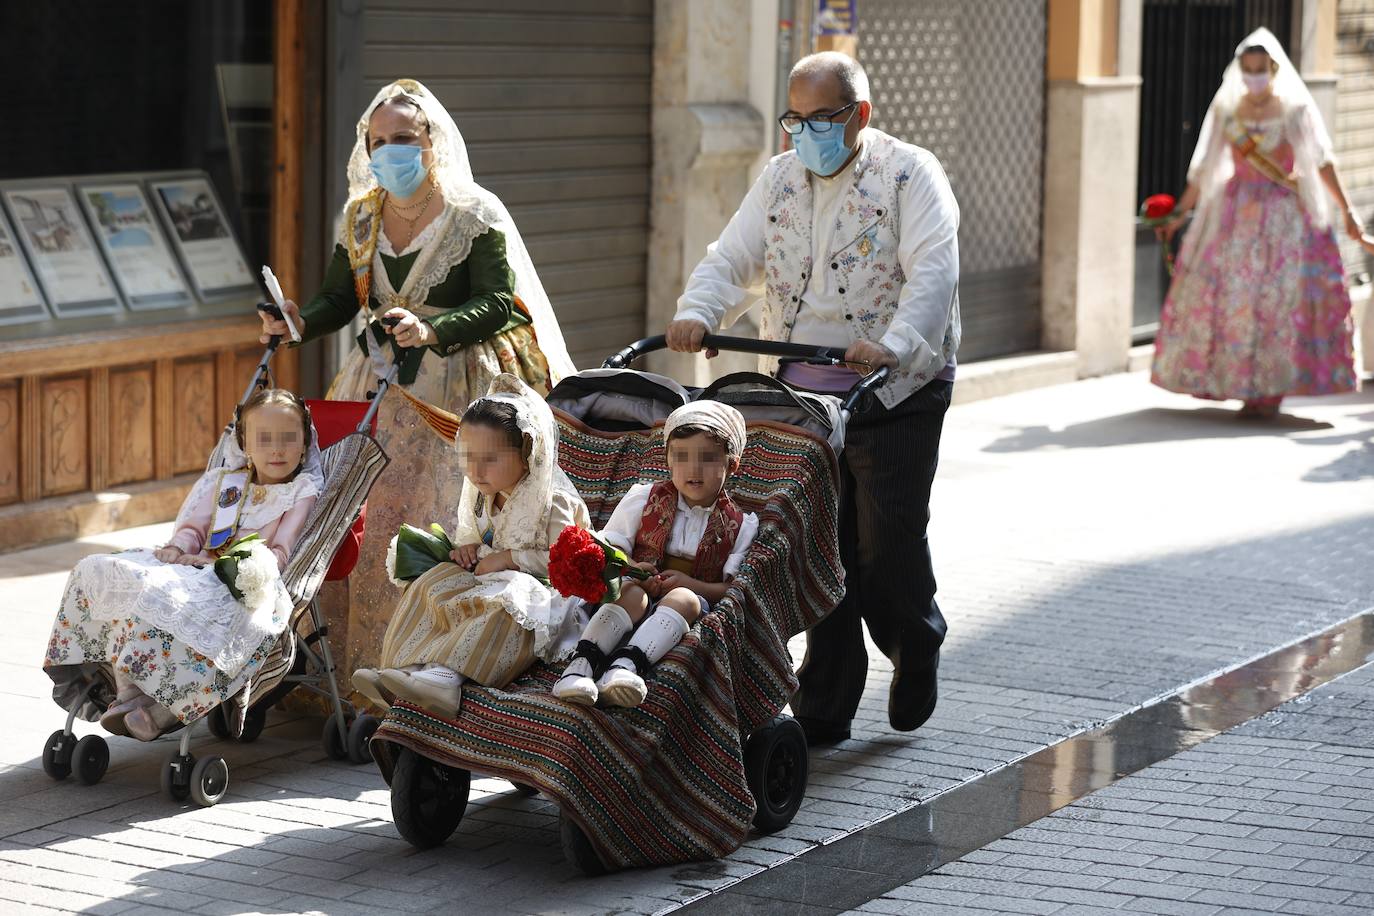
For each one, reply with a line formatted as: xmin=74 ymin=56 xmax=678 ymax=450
xmin=852 ymin=658 xmax=1374 ymax=916
xmin=0 ymin=372 xmax=1370 ymax=914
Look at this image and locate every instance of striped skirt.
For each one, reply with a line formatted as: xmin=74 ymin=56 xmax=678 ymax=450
xmin=379 ymin=562 xmax=537 ymax=688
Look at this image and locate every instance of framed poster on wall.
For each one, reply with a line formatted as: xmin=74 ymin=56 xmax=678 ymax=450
xmin=0 ymin=206 xmax=49 ymax=326
xmin=77 ymin=182 xmax=192 ymax=311
xmin=148 ymin=175 xmax=257 ymax=301
xmin=1 ymin=186 xmax=122 ymax=317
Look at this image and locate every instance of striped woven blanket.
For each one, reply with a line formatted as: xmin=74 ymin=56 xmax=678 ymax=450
xmin=371 ymin=411 xmax=843 ymax=867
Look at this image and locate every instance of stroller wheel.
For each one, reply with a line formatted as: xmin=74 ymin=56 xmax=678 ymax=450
xmin=190 ymin=756 xmax=230 ymax=807
xmin=390 ymin=749 xmax=469 ymax=849
xmin=239 ymin=707 xmax=268 ymax=743
xmin=559 ymin=813 xmax=609 ymax=876
xmin=347 ymin=714 xmax=380 ymax=765
xmin=744 ymin=715 xmax=809 ymax=835
xmin=41 ymin=730 xmax=76 ymax=781
xmin=73 ymin=735 xmax=109 ymax=786
xmin=321 ymin=716 xmax=350 ymax=761
xmin=162 ymin=751 xmax=195 ymax=802
xmin=206 ymin=706 xmax=231 ymax=740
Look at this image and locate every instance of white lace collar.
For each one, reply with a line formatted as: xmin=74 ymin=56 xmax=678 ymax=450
xmin=377 ymin=202 xmax=448 ymax=258
xmin=239 ymin=472 xmax=321 ymax=531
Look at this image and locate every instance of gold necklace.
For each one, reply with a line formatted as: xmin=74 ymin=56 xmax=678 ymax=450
xmin=385 ymin=182 xmax=436 ymax=250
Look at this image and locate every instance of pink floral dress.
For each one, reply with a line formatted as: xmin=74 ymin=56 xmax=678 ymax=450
xmin=1152 ymin=114 xmax=1357 ymax=401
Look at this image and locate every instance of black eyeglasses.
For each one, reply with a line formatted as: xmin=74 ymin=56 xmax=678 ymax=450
xmin=778 ymin=101 xmax=858 ymax=136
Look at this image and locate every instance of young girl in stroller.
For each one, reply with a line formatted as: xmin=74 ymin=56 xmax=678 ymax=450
xmin=353 ymin=373 xmax=592 ymax=716
xmin=553 ymin=400 xmax=759 ymax=707
xmin=43 ymin=389 xmax=321 ymax=740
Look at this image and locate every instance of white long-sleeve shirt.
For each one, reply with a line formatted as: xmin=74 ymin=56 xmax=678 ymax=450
xmin=600 ymin=483 xmax=759 ymax=579
xmin=674 ymin=130 xmax=959 ymax=376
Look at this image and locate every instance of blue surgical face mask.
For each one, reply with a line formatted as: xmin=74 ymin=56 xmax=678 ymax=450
xmin=369 ymin=143 xmax=430 ymax=197
xmin=793 ymin=111 xmax=857 ymax=176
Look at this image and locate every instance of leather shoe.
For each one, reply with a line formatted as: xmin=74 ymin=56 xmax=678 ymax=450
xmin=795 ymin=716 xmax=851 ymax=747
xmin=889 ymin=649 xmax=939 ymax=732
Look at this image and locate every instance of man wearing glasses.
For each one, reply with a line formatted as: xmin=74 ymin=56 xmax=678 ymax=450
xmin=666 ymin=51 xmax=959 ymax=746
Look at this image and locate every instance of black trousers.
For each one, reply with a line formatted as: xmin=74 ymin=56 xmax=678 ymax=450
xmin=792 ymin=377 xmax=952 ymax=727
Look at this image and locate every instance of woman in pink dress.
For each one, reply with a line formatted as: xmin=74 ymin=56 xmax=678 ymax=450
xmin=1154 ymin=28 xmax=1359 ymax=418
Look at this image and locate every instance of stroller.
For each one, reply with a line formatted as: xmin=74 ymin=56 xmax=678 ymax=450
xmin=368 ymin=336 xmax=886 ymax=873
xmin=40 ymin=334 xmax=391 ymax=806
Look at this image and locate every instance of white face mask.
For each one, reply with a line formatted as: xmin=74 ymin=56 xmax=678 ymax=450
xmin=1243 ymin=72 xmax=1271 ymax=95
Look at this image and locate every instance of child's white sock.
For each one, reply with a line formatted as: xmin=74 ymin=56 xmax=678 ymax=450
xmin=554 ymin=604 xmax=633 ymax=704
xmin=567 ymin=603 xmax=634 ymax=676
xmin=610 ymin=606 xmax=690 ymax=672
xmin=596 ymin=606 xmax=691 ymax=708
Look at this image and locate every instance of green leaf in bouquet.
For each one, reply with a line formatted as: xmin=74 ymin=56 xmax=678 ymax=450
xmin=602 ymin=570 xmax=623 ymax=603
xmin=214 ymin=555 xmax=245 ymax=600
xmin=428 ymin=523 xmax=454 ymax=549
xmin=394 ymin=523 xmax=455 ymax=581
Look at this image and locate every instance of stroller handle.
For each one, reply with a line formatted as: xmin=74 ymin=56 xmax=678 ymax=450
xmin=602 ymin=334 xmax=890 ymax=414
xmin=604 ymin=334 xmax=852 ymax=368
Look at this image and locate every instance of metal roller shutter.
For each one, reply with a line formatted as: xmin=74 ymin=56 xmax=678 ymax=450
xmin=858 ymin=0 xmax=1046 ymax=360
xmin=359 ymin=0 xmax=653 ymax=370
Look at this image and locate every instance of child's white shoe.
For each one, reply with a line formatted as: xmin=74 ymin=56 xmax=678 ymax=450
xmin=596 ymin=665 xmax=647 ymax=708
xmin=553 ymin=673 xmax=599 ymax=705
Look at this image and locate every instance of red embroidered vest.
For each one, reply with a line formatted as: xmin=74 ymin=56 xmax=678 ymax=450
xmin=631 ymin=480 xmax=744 ymax=583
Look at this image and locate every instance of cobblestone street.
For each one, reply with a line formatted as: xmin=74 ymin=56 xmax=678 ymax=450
xmin=1 ymin=370 xmax=1371 ymax=915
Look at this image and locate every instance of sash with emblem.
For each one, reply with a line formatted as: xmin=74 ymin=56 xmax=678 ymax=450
xmin=206 ymin=468 xmax=251 ymax=551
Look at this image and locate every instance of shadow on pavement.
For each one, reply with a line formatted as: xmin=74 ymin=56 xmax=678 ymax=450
xmin=982 ymin=406 xmax=1334 ymax=453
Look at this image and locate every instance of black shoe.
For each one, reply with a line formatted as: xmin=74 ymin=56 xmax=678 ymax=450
xmin=889 ymin=650 xmax=939 ymax=732
xmin=796 ymin=717 xmax=851 ymax=747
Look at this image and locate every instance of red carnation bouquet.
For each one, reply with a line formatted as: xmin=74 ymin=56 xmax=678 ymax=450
xmin=548 ymin=525 xmax=651 ymax=604
xmin=1138 ymin=193 xmax=1179 ymax=276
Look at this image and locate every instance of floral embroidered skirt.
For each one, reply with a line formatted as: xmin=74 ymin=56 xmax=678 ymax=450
xmin=44 ymin=552 xmax=277 ymax=726
xmin=1152 ymin=177 xmax=1357 ymax=400
xmin=321 ymin=323 xmax=552 ymax=681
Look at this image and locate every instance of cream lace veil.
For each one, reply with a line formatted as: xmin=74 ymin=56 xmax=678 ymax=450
xmin=1186 ymin=27 xmax=1336 ymax=257
xmin=345 ymin=79 xmax=576 ymax=381
xmin=452 ymin=373 xmax=580 ymax=552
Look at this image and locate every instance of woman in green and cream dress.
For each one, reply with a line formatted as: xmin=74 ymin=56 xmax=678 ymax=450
xmin=258 ymin=79 xmax=575 ymax=680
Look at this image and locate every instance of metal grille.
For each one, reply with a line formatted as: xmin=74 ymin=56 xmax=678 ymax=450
xmin=858 ymin=0 xmax=1046 ymax=359
xmin=355 ymin=0 xmax=653 ymax=371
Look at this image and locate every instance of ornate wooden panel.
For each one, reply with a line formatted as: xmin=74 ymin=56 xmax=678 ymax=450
xmin=107 ymin=366 xmax=155 ymax=486
xmin=40 ymin=376 xmax=88 ymax=496
xmin=173 ymin=358 xmax=219 ymax=474
xmin=0 ymin=382 xmax=19 ymax=505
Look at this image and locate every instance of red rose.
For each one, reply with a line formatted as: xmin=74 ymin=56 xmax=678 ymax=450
xmin=1142 ymin=194 xmax=1176 ymax=221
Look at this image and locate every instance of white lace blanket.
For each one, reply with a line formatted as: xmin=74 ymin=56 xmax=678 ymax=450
xmin=75 ymin=547 xmax=291 ymax=678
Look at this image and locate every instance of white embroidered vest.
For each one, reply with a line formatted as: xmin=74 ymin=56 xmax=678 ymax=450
xmin=757 ymin=129 xmax=960 ymax=408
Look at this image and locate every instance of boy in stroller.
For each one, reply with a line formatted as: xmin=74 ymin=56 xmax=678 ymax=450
xmin=553 ymin=400 xmax=759 ymax=707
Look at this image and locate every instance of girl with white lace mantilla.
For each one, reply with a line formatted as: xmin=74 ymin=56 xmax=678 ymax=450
xmin=554 ymin=401 xmax=759 ymax=708
xmin=255 ymin=78 xmax=577 ymax=680
xmin=43 ymin=390 xmax=321 ymax=740
xmin=353 ymin=375 xmax=592 ymax=717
